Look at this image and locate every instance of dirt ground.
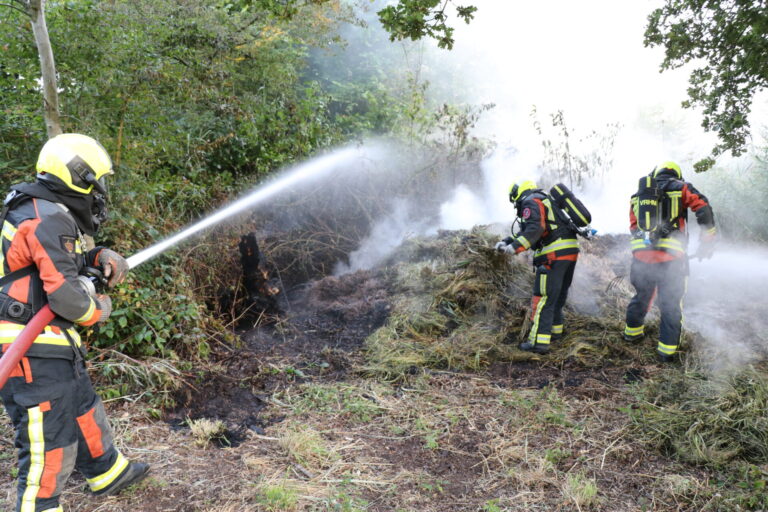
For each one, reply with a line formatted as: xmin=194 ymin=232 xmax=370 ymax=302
xmin=0 ymin=232 xmax=748 ymax=511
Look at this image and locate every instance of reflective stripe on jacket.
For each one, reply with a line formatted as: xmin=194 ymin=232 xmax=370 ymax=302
xmin=629 ymin=179 xmax=716 ymax=263
xmin=511 ymin=191 xmax=579 ymax=264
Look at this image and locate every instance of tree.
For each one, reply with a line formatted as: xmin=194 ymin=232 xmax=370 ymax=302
xmin=377 ymin=0 xmax=477 ymax=50
xmin=2 ymin=0 xmax=62 ymax=136
xmin=645 ymin=0 xmax=768 ymax=172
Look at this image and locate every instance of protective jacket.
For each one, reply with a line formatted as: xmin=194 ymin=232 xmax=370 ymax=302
xmin=1 ymin=182 xmax=126 ymax=512
xmin=505 ymin=190 xmax=579 ymax=266
xmin=1 ymin=183 xmax=108 ymax=360
xmin=624 ymin=174 xmax=716 ymax=359
xmin=629 ymin=177 xmax=716 ymax=263
xmin=503 ymin=190 xmax=580 ymax=349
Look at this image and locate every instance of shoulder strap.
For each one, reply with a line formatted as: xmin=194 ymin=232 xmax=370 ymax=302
xmin=0 ymin=266 xmax=36 ymax=287
xmin=546 ymin=195 xmax=574 ymax=229
xmin=0 ymin=191 xmax=38 ymax=288
xmin=0 ymin=190 xmax=30 ymax=226
xmin=546 ymin=194 xmax=593 ymax=239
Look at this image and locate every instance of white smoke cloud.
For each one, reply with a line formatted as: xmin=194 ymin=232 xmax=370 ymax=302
xmin=324 ymin=2 xmax=768 ymax=374
xmin=334 ymin=198 xmax=433 ymax=275
xmin=685 ymin=245 xmax=768 ymax=372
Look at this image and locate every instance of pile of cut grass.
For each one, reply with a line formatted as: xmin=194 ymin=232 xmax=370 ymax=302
xmin=631 ymin=363 xmax=768 ymax=466
xmin=362 ymin=228 xmax=532 ymax=381
xmin=362 ymin=228 xmax=641 ymax=381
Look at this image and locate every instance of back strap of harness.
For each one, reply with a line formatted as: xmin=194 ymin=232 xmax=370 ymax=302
xmin=0 ymin=266 xmax=36 ymax=288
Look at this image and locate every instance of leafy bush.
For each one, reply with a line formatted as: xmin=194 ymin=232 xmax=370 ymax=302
xmin=89 ymin=261 xmax=210 ymax=359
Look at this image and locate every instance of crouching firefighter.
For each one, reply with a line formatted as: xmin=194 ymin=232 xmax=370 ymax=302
xmin=623 ymin=161 xmax=716 ymax=362
xmin=495 ymin=180 xmax=592 ymax=354
xmin=0 ymin=134 xmax=148 ymax=512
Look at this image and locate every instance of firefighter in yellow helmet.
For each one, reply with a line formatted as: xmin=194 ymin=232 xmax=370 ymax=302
xmin=0 ymin=134 xmax=148 ymax=511
xmin=623 ymin=161 xmax=716 ymax=362
xmin=496 ymin=180 xmax=580 ymax=354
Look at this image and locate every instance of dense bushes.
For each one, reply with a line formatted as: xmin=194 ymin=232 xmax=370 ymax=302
xmin=0 ymin=0 xmax=489 ymax=363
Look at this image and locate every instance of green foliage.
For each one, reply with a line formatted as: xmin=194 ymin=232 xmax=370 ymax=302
xmin=564 ymin=471 xmax=599 ymax=509
xmin=0 ymin=0 xmax=351 ymax=367
xmin=645 ymin=1 xmax=768 ymax=170
xmin=0 ymin=6 xmax=43 ymax=183
xmin=89 ymin=262 xmax=209 ymax=358
xmin=0 ymin=0 xmax=496 ymax=402
xmin=704 ymin=463 xmax=768 ymax=511
xmin=698 ymin=150 xmax=768 ymax=242
xmin=481 ymin=500 xmax=503 ymax=512
xmin=279 ymin=382 xmax=387 ymax=423
xmin=257 ymin=482 xmax=299 ymax=511
xmin=377 ymin=0 xmax=477 ymax=50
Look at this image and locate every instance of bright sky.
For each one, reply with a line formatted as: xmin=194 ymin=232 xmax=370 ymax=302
xmin=439 ymin=0 xmax=705 ymax=144
xmin=417 ymin=0 xmax=743 ymax=233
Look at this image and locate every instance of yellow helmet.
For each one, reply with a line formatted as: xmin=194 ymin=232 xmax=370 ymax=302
xmin=653 ymin=161 xmax=682 ymax=180
xmin=37 ymin=134 xmax=113 ymax=196
xmin=508 ymin=180 xmax=537 ymax=203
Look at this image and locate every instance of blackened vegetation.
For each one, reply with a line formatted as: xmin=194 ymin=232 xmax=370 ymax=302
xmin=238 ymin=232 xmax=280 ymax=315
xmin=213 ymin=232 xmax=281 ymax=328
xmin=170 ymin=233 xmax=392 ymax=444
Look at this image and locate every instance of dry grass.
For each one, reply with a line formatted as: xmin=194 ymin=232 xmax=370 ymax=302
xmin=362 ymin=229 xmax=535 ymax=381
xmin=631 ymin=363 xmax=768 ymax=466
xmin=188 ymin=417 xmax=227 ymax=448
xmin=2 ymin=229 xmax=767 ymax=511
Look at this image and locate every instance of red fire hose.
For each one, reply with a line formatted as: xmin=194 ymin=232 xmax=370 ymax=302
xmin=0 ymin=305 xmax=56 ymax=390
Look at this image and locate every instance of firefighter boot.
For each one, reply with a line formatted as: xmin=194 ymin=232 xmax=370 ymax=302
xmin=94 ymin=462 xmax=150 ymax=496
xmin=656 ymin=352 xmax=676 ymax=364
xmin=518 ymin=341 xmax=550 ymax=354
xmin=623 ymin=325 xmax=644 ymax=343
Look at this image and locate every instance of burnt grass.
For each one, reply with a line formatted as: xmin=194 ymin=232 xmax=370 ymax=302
xmin=1 ymin=230 xmax=763 ymax=511
xmin=167 ymin=269 xmax=392 ymax=447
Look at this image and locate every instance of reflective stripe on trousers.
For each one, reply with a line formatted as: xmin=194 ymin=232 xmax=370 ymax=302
xmin=528 ymin=260 xmax=577 ymax=345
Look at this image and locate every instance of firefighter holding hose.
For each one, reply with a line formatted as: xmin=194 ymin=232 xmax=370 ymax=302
xmin=0 ymin=134 xmax=148 ymax=511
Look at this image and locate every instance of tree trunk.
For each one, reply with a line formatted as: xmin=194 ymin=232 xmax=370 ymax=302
xmin=27 ymin=0 xmax=62 ymax=137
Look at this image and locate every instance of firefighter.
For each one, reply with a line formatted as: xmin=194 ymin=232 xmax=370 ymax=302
xmin=623 ymin=161 xmax=716 ymax=362
xmin=0 ymin=134 xmax=148 ymax=512
xmin=495 ymin=180 xmax=580 ymax=354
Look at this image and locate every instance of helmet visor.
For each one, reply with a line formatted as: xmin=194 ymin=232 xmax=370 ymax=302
xmin=95 ymin=175 xmax=109 ymax=197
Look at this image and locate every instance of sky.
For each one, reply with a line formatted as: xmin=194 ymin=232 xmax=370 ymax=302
xmin=401 ymin=0 xmax=762 ymax=234
xmin=444 ymin=0 xmax=695 ymax=133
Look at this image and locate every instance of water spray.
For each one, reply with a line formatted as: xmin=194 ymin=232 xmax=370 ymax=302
xmin=0 ymin=146 xmax=362 ymax=389
xmin=127 ymin=146 xmax=360 ymax=268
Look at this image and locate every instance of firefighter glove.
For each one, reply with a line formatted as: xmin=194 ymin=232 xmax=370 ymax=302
xmin=95 ymin=294 xmax=112 ymax=324
xmin=495 ymin=241 xmax=508 ymax=253
xmin=96 ymin=249 xmax=129 ymax=288
xmin=697 ymin=239 xmax=716 ymax=260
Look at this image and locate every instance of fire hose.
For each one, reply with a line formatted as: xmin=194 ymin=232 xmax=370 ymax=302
xmin=0 ymin=266 xmax=112 ymax=390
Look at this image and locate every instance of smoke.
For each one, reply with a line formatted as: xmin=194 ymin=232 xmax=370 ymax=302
xmin=334 ymin=198 xmax=433 ymax=274
xmin=685 ymin=244 xmax=768 ymax=372
xmin=302 ymin=2 xmax=768 ymax=373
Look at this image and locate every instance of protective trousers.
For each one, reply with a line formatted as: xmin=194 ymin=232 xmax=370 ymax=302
xmin=0 ymin=357 xmax=129 ymax=512
xmin=529 ymin=259 xmax=576 ymax=346
xmin=624 ymin=257 xmax=688 ymax=357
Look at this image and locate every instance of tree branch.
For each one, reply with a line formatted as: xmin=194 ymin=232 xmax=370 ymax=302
xmin=0 ymin=2 xmax=31 ymax=17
